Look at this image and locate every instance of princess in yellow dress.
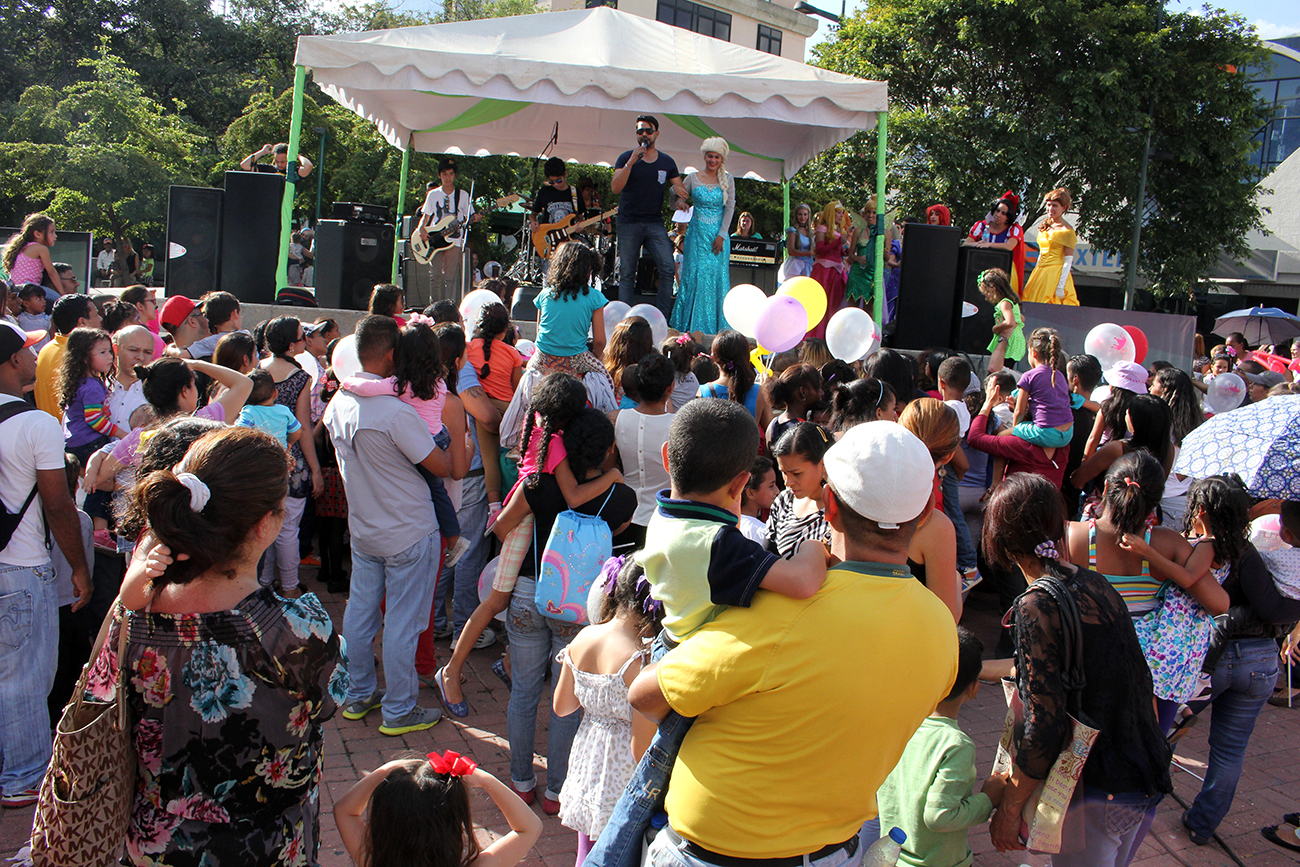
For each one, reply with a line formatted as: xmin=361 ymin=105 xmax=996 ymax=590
xmin=1021 ymin=187 xmax=1079 ymax=306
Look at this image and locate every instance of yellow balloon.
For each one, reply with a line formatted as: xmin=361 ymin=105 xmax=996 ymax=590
xmin=778 ymin=277 xmax=827 ymax=328
xmin=750 ymin=346 xmax=772 ymax=377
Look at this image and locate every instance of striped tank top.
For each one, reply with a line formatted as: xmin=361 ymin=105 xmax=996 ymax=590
xmin=1088 ymin=521 xmax=1164 ymax=614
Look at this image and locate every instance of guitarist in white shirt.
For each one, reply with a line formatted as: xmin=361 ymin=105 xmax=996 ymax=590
xmin=415 ymin=157 xmax=480 ymax=307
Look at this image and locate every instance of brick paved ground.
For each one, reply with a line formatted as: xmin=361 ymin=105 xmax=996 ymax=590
xmin=3 ymin=569 xmax=1298 ymax=867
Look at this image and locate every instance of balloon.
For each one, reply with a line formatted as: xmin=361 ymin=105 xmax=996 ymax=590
xmin=602 ymin=301 xmax=631 ymax=336
xmin=1122 ymin=325 xmax=1148 ymax=364
xmin=627 ymin=303 xmax=668 ymax=346
xmin=825 ymin=307 xmax=879 ymax=362
xmin=1083 ymin=323 xmax=1137 ymax=370
xmin=777 ymin=276 xmax=827 ymax=331
xmin=753 ymin=296 xmax=808 ymax=354
xmin=1205 ymin=372 xmax=1246 ymax=414
xmin=750 ymin=346 xmax=772 ymax=377
xmin=459 ymin=287 xmax=503 ymax=331
xmin=330 ymin=334 xmax=361 ymax=381
xmin=1091 ymin=385 xmax=1112 ymax=407
xmin=477 ymin=557 xmax=508 ymax=622
xmin=515 ymin=338 xmax=536 ymax=359
xmin=723 ymin=284 xmax=768 ymax=338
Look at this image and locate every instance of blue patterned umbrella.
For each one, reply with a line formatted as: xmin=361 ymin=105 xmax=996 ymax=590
xmin=1212 ymin=307 xmax=1300 ymax=346
xmin=1174 ymin=396 xmax=1300 ymax=498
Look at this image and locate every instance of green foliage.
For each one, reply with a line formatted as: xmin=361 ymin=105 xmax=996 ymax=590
xmin=436 ymin=0 xmax=542 ymax=23
xmin=0 ymin=44 xmax=203 ymax=242
xmin=813 ymin=0 xmax=1270 ymax=297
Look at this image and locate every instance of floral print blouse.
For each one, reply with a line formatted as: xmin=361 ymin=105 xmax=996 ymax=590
xmin=87 ymin=588 xmax=348 ymax=866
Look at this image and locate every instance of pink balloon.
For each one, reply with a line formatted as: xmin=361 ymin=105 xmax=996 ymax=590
xmin=753 ymin=296 xmax=808 ymax=353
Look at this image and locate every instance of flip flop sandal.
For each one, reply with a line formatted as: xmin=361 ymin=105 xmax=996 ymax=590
xmin=1284 ymin=813 xmax=1300 ymax=827
xmin=492 ymin=657 xmax=512 ymax=689
xmin=436 ymin=667 xmax=469 ymax=718
xmin=1262 ymin=826 xmax=1300 ymax=854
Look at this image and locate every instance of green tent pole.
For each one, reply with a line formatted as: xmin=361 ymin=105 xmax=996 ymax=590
xmin=873 ymin=111 xmax=888 ymax=335
xmin=782 ymin=175 xmax=790 ymax=266
xmin=393 ymin=137 xmax=412 ymax=283
xmin=277 ymin=65 xmax=306 ymax=293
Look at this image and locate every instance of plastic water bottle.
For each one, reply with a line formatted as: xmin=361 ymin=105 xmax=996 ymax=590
xmin=862 ymin=827 xmax=906 ymax=867
xmin=640 ymin=811 xmax=669 ymax=867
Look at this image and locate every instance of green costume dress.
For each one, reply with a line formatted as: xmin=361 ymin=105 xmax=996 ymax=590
xmin=844 ymin=226 xmax=880 ymax=303
xmin=988 ymin=301 xmax=1026 ymax=362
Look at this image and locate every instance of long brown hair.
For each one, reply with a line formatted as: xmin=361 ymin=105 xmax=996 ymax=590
xmin=2 ymin=213 xmax=54 ymax=273
xmin=58 ymin=327 xmax=114 ymax=410
xmin=1038 ymin=187 xmax=1072 ymax=233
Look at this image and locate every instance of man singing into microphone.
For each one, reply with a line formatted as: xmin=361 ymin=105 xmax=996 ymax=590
xmin=612 ymin=115 xmax=688 ymax=316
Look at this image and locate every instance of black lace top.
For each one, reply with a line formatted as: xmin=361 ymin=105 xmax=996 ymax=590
xmin=1012 ymin=566 xmax=1172 ymax=795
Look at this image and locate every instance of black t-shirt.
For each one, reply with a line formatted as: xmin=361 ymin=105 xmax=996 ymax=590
xmin=1061 ymin=404 xmax=1096 ymax=517
xmin=519 ymin=475 xmax=637 ymax=577
xmin=532 ymin=185 xmax=581 ymax=225
xmin=252 ymin=163 xmax=299 ymax=186
xmin=613 ymin=150 xmax=680 ymax=223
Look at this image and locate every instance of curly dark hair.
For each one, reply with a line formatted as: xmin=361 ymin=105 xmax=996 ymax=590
xmin=395 ymin=322 xmax=446 ymax=402
xmin=58 ymin=327 xmax=114 ymax=410
xmin=545 ymin=241 xmax=597 ymax=301
xmin=1184 ymin=476 xmax=1250 ymax=571
xmin=519 ymin=372 xmax=587 ymax=489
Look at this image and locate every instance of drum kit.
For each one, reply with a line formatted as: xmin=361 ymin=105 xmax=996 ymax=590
xmin=499 ymin=194 xmax=619 ymax=290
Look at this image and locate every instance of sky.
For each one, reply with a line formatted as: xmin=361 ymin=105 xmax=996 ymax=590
xmin=804 ymin=0 xmax=1300 ymax=58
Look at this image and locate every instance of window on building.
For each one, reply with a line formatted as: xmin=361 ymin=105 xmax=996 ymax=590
xmin=585 ymin=0 xmax=617 ymax=7
xmin=656 ymin=0 xmax=731 ymax=41
xmin=757 ymin=25 xmax=782 ymax=55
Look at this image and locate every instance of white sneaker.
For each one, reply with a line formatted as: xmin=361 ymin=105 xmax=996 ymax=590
xmin=445 ymin=536 xmax=470 ymax=569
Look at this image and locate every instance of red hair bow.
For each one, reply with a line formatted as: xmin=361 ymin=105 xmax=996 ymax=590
xmin=1001 ymin=191 xmax=1021 ymax=209
xmin=428 ymin=750 xmax=477 ymax=777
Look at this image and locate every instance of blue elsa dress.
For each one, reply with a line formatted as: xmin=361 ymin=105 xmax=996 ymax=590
xmin=670 ymin=183 xmax=729 ymax=334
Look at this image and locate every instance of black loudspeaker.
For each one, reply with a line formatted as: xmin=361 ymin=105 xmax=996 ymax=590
xmin=219 ymin=171 xmax=283 ymax=305
xmin=634 ymin=255 xmax=659 ymax=297
xmin=511 ymin=283 xmax=543 ymax=322
xmin=955 ymin=246 xmax=1013 ymax=354
xmin=165 ymin=186 xmax=223 ymax=299
xmin=892 ymin=224 xmax=963 ymax=351
xmin=314 ymin=219 xmax=396 ymax=310
xmin=728 ymin=263 xmax=778 ymax=294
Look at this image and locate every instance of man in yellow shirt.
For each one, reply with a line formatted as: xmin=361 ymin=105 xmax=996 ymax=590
xmin=34 ymin=294 xmax=101 ymax=419
xmin=630 ymin=423 xmax=959 ymax=864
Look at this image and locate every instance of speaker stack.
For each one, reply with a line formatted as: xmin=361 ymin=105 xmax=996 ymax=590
xmin=219 ymin=171 xmax=284 ymax=305
xmin=954 ymin=246 xmax=1013 ymax=355
xmin=891 ymin=224 xmax=964 ymax=351
xmin=165 ymin=186 xmax=224 ymax=299
xmin=314 ymin=219 xmax=395 ymax=311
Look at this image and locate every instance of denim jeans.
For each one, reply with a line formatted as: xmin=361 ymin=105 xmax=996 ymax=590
xmin=586 ymin=632 xmax=693 ymax=867
xmin=507 ymin=575 xmax=583 ymax=798
xmin=342 ymin=531 xmax=441 ymax=722
xmin=1053 ymin=786 xmax=1163 ymax=867
xmin=1183 ymin=637 xmax=1279 ymax=839
xmin=940 ymin=466 xmax=976 ymax=572
xmin=437 ymin=474 xmax=489 ymax=636
xmin=647 ymin=824 xmax=863 ymax=867
xmin=0 ymin=562 xmax=58 ymax=797
xmin=617 ymin=221 xmax=676 ymax=317
xmin=260 ymin=494 xmax=306 ymax=592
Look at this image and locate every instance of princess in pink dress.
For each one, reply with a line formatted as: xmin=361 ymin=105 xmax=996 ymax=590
xmin=809 ymin=201 xmax=850 ymax=339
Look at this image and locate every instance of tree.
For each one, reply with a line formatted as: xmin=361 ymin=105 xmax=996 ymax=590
xmin=0 ymin=43 xmax=203 ymax=245
xmin=813 ymin=0 xmax=1271 ymax=298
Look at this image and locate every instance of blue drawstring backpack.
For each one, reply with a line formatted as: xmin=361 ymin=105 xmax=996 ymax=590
xmin=534 ymin=488 xmax=615 ymax=624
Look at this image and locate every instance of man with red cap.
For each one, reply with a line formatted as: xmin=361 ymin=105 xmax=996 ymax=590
xmin=0 ymin=321 xmax=92 ymax=809
xmin=159 ymin=295 xmax=208 ymax=358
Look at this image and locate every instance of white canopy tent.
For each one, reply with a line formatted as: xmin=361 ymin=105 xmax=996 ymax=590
xmin=280 ymin=7 xmax=890 ymax=318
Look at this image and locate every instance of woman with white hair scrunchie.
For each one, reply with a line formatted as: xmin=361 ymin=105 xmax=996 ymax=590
xmin=669 ymin=136 xmax=735 ymax=335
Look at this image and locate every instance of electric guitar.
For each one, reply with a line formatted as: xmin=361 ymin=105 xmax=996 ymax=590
xmin=410 ymin=195 xmax=520 ymax=264
xmin=532 ymin=208 xmax=619 ymax=259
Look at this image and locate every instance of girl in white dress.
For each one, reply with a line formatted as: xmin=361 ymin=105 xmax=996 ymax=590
xmin=553 ymin=555 xmax=664 ymax=865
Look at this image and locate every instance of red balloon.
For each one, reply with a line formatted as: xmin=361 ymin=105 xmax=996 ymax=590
xmin=1122 ymin=325 xmax=1148 ymax=364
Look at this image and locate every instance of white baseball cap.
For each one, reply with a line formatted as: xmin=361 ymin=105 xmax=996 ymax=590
xmin=823 ymin=422 xmax=935 ymax=529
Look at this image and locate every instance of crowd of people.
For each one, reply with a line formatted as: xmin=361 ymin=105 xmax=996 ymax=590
xmin=3 ymin=176 xmax=1300 ymax=867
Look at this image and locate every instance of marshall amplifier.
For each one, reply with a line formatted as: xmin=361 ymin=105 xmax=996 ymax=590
xmin=729 ymin=237 xmax=780 ymax=267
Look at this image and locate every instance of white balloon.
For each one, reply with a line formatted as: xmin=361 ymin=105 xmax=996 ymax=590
xmin=1091 ymin=385 xmax=1112 ymax=407
xmin=603 ymin=301 xmax=631 ymax=336
xmin=1084 ymin=323 xmax=1137 ymax=370
xmin=723 ymin=284 xmax=768 ymax=338
xmin=627 ymin=303 xmax=669 ymax=346
xmin=515 ymin=338 xmax=536 ymax=358
xmin=330 ymin=334 xmax=361 ymax=381
xmin=460 ymin=287 xmax=503 ymax=330
xmin=1205 ymin=372 xmax=1247 ymax=414
xmin=825 ymin=307 xmax=879 ymax=362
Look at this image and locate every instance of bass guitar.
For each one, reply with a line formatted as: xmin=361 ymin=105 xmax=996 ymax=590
xmin=411 ymin=194 xmax=520 ymax=264
xmin=532 ymin=208 xmax=619 ymax=259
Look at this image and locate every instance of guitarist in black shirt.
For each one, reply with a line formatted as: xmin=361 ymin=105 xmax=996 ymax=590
xmin=414 ymin=158 xmax=480 ymax=307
